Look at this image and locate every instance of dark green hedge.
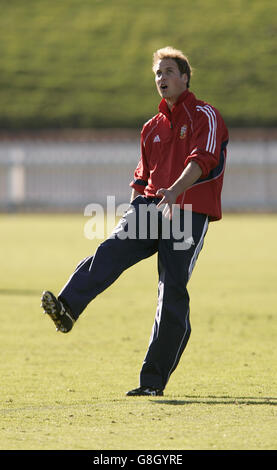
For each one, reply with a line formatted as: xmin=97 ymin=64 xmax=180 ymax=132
xmin=0 ymin=0 xmax=276 ymax=129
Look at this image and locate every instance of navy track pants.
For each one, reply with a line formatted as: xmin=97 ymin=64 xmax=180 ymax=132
xmin=59 ymin=196 xmax=209 ymax=389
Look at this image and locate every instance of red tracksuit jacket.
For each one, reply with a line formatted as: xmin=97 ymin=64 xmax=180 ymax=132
xmin=130 ymin=89 xmax=229 ymax=221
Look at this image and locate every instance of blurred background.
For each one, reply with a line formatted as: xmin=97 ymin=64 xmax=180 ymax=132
xmin=0 ymin=0 xmax=276 ymax=213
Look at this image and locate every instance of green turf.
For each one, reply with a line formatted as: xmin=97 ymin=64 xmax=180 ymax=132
xmin=0 ymin=213 xmax=276 ymax=450
xmin=0 ymin=0 xmax=276 ymax=129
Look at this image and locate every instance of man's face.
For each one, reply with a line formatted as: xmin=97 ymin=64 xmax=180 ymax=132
xmin=154 ymin=58 xmax=187 ymax=103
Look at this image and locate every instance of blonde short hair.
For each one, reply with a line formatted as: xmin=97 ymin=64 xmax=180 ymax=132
xmin=152 ymin=46 xmax=192 ymax=88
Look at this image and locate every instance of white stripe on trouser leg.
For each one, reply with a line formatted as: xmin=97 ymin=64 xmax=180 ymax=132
xmin=165 ymin=216 xmax=209 ymax=385
xmin=164 ymin=306 xmax=190 ymax=387
xmin=147 ymin=271 xmax=165 ymax=346
xmin=188 ymin=216 xmax=209 ymax=280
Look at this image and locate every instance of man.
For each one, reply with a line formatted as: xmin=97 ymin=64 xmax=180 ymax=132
xmin=41 ymin=47 xmax=229 ymax=396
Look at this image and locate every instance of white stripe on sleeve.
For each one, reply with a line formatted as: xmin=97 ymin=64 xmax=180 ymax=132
xmin=196 ymin=105 xmax=217 ymax=153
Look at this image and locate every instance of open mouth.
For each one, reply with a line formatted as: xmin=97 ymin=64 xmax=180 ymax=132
xmin=161 ymin=85 xmax=168 ymax=90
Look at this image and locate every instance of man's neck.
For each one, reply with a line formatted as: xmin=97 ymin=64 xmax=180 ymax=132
xmin=165 ymin=98 xmax=176 ymax=111
xmin=165 ymin=88 xmax=188 ymax=111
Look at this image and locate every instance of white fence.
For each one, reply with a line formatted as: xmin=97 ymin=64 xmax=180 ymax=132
xmin=0 ymin=136 xmax=277 ymax=212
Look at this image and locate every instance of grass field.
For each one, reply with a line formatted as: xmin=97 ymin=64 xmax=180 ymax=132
xmin=0 ymin=0 xmax=277 ymax=129
xmin=0 ymin=213 xmax=277 ymax=450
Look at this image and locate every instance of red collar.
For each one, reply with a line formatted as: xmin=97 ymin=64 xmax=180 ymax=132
xmin=158 ymin=89 xmax=191 ymax=119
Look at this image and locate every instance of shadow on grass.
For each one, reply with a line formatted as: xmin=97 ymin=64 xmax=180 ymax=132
xmin=0 ymin=288 xmax=41 ymax=297
xmin=150 ymin=396 xmax=277 ymax=406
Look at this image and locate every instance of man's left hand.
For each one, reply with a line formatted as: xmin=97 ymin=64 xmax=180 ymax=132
xmin=156 ymin=187 xmax=177 ymax=220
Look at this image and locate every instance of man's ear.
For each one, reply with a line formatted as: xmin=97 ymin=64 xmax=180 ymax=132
xmin=182 ymin=73 xmax=188 ymax=87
